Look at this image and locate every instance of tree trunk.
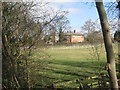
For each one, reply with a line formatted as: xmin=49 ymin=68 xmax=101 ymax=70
xmin=95 ymin=0 xmax=118 ymax=89
xmin=0 ymin=1 xmax=2 ymax=90
xmin=117 ymin=1 xmax=120 ymax=78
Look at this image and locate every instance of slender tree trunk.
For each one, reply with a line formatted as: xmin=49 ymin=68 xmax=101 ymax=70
xmin=0 ymin=1 xmax=2 ymax=90
xmin=95 ymin=0 xmax=118 ymax=89
xmin=117 ymin=1 xmax=120 ymax=77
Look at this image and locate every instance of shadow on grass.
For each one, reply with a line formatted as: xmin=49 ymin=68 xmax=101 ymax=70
xmin=44 ymin=66 xmax=100 ymax=78
xmin=47 ymin=59 xmax=106 ymax=79
xmin=35 ymin=60 xmax=107 ymax=88
xmin=45 ymin=68 xmax=88 ymax=77
xmin=50 ymin=59 xmax=106 ymax=71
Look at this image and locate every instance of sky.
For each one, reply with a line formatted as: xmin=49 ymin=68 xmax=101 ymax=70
xmin=48 ymin=2 xmax=99 ymax=32
xmin=63 ymin=2 xmax=98 ymax=31
xmin=32 ymin=0 xmax=117 ymax=32
xmin=42 ymin=0 xmax=117 ymax=32
xmin=47 ymin=2 xmax=98 ymax=31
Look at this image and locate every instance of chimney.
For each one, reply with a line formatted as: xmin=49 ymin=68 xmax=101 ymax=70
xmin=74 ymin=30 xmax=76 ymax=33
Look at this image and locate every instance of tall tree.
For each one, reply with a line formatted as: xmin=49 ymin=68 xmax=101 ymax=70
xmin=0 ymin=1 xmax=2 ymax=89
xmin=59 ymin=27 xmax=64 ymax=43
xmin=95 ymin=0 xmax=118 ymax=89
xmin=117 ymin=0 xmax=120 ymax=77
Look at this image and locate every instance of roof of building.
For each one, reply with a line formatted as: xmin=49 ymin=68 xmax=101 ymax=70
xmin=65 ymin=32 xmax=84 ymax=36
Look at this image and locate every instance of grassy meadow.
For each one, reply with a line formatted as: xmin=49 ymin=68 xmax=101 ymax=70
xmin=30 ymin=44 xmax=118 ymax=88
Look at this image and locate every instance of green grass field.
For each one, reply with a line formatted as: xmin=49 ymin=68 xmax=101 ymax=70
xmin=30 ymin=44 xmax=118 ymax=88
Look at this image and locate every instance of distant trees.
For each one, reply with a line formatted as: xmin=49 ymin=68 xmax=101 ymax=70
xmin=81 ymin=19 xmax=96 ymax=34
xmin=57 ymin=16 xmax=70 ymax=43
xmin=59 ymin=27 xmax=65 ymax=43
xmin=81 ymin=19 xmax=103 ymax=43
xmin=45 ymin=13 xmax=70 ymax=44
xmin=114 ymin=31 xmax=120 ymax=42
xmin=95 ymin=0 xmax=118 ymax=89
xmin=86 ymin=31 xmax=103 ymax=44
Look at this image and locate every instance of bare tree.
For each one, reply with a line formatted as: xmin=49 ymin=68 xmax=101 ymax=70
xmin=2 ymin=2 xmax=70 ymax=88
xmin=95 ymin=0 xmax=118 ymax=89
xmin=81 ymin=19 xmax=102 ymax=43
xmin=81 ymin=19 xmax=96 ymax=34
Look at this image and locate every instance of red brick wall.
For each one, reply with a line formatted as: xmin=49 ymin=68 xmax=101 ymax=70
xmin=66 ymin=35 xmax=84 ymax=43
xmin=71 ymin=35 xmax=84 ymax=43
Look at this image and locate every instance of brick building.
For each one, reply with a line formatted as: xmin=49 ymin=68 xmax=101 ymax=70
xmin=65 ymin=30 xmax=84 ymax=43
